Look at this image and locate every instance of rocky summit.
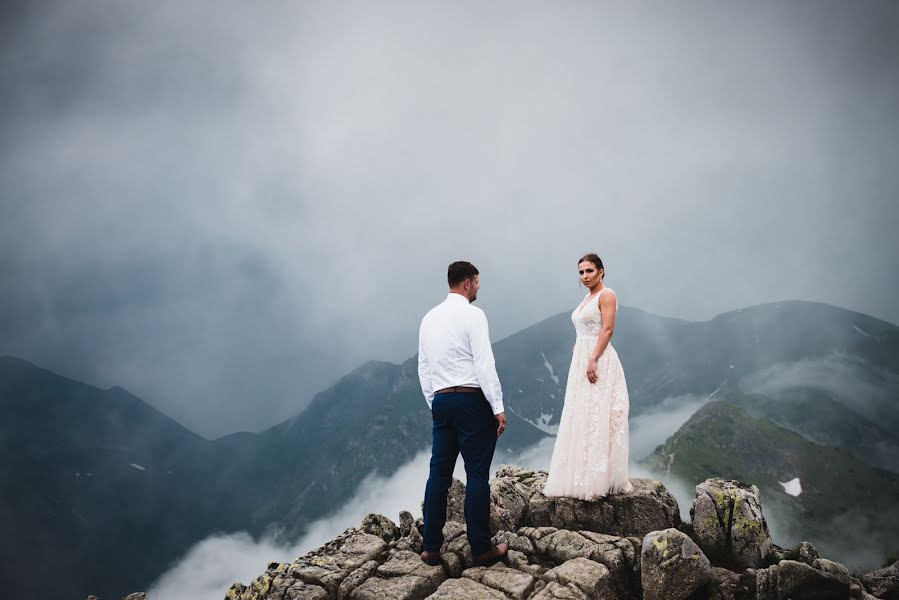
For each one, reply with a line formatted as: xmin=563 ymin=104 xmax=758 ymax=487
xmin=222 ymin=466 xmax=899 ymax=600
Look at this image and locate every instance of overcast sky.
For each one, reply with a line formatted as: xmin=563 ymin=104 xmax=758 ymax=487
xmin=1 ymin=0 xmax=897 ymax=437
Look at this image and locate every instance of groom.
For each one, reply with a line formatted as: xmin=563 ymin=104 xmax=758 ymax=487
xmin=417 ymin=261 xmax=509 ymax=567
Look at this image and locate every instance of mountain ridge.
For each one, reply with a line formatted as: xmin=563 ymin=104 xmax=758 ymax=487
xmin=3 ymin=299 xmax=897 ymax=598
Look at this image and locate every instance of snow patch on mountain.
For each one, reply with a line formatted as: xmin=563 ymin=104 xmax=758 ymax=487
xmin=540 ymin=351 xmax=560 ymax=386
xmin=779 ymin=478 xmax=802 ymax=496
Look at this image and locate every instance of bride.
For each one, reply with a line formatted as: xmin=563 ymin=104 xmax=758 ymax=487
xmin=543 ymin=253 xmax=633 ymax=498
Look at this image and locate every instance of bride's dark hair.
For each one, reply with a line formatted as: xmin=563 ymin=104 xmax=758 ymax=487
xmin=578 ymin=253 xmax=605 ymax=279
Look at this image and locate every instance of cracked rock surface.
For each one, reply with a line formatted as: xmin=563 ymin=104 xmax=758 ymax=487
xmin=691 ymin=479 xmax=773 ymax=570
xmin=220 ymin=466 xmax=886 ymax=600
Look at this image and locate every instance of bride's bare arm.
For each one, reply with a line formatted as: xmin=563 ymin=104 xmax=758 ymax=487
xmin=586 ymin=291 xmax=617 ymax=383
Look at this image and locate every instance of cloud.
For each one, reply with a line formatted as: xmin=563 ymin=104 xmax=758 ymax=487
xmin=739 ymin=354 xmax=899 ymax=424
xmin=2 ymin=0 xmax=897 ymax=437
xmin=148 ymin=449 xmax=465 ymax=600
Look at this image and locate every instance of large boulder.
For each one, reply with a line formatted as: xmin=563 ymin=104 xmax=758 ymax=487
xmin=749 ymin=558 xmax=852 ymax=600
xmin=861 ymin=560 xmax=899 ymax=600
xmin=691 ymin=478 xmax=773 ymax=569
xmin=543 ymin=557 xmax=617 ymax=599
xmin=490 ymin=467 xmax=536 ymax=534
xmin=491 ymin=465 xmax=680 ymax=538
xmin=640 ymin=528 xmax=712 ymax=600
xmin=360 ymin=514 xmax=400 ymax=544
xmin=446 ymin=479 xmax=466 ymax=523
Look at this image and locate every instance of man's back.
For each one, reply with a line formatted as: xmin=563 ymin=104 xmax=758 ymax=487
xmin=418 ymin=293 xmax=503 ymax=416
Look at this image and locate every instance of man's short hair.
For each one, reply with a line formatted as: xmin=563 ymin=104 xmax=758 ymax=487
xmin=448 ymin=261 xmax=479 ymax=287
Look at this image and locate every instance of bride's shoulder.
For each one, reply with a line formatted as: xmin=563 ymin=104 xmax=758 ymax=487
xmin=599 ymin=287 xmax=618 ymax=303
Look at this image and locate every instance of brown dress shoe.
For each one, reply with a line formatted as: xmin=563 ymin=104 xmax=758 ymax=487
xmin=472 ymin=543 xmax=509 ymax=567
xmin=420 ymin=550 xmax=442 ymax=566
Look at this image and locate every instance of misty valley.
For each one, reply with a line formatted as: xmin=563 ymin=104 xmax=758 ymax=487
xmin=2 ymin=300 xmax=898 ymax=599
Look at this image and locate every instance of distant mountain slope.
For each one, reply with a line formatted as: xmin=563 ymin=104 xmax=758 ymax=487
xmin=645 ymin=398 xmax=899 ymax=565
xmin=729 ymin=388 xmax=899 ymax=474
xmin=494 ymin=301 xmax=899 ymax=455
xmin=0 ymin=356 xmax=243 ymax=600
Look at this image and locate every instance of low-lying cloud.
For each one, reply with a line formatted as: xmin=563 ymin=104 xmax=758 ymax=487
xmin=149 ymin=449 xmax=463 ymax=600
xmin=148 ymin=381 xmax=894 ymax=599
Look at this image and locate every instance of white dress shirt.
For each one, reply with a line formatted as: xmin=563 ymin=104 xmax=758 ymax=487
xmin=418 ymin=293 xmax=505 ymax=415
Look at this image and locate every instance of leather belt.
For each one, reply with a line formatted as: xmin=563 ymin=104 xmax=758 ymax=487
xmin=434 ymin=386 xmax=482 ymax=395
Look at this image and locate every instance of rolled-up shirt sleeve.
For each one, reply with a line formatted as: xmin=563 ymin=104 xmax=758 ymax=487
xmin=418 ymin=320 xmax=434 ymax=408
xmin=468 ymin=308 xmax=504 ymax=415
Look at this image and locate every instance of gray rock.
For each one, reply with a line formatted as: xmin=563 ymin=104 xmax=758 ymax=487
xmin=376 ymin=550 xmax=445 ymax=580
xmin=641 ymin=528 xmax=712 ymax=600
xmin=754 ymin=559 xmax=851 ymax=600
xmin=813 ymin=558 xmax=851 ymax=584
xmin=545 ymin=557 xmax=616 ymax=599
xmin=290 ymin=529 xmax=388 ymax=595
xmin=347 ymin=550 xmax=444 ymax=600
xmin=861 ymin=560 xmax=899 ymax=600
xmin=361 ymin=514 xmax=400 ymax=544
xmin=527 ymin=528 xmax=635 ymax=597
xmin=578 ymin=533 xmax=635 ymax=596
xmin=529 ymin=474 xmax=681 ymax=537
xmin=534 ymin=530 xmax=599 ymax=564
xmin=284 ymin=581 xmax=330 ymax=600
xmin=440 ymin=551 xmax=464 ymax=578
xmin=851 ymin=577 xmax=882 ymax=600
xmin=444 ymin=478 xmax=466 ymax=523
xmin=705 ymin=567 xmax=741 ymax=600
xmin=231 ymin=570 xmax=279 ymax=600
xmin=798 ymin=541 xmax=819 ymax=565
xmin=399 ymin=511 xmax=415 ymax=537
xmin=442 ymin=521 xmax=474 ymax=568
xmin=270 ymin=571 xmax=302 ymax=599
xmin=349 ymin=574 xmax=441 ymax=600
xmin=691 ymin=478 xmax=773 ymax=569
xmin=425 ymin=577 xmax=509 ymax=599
xmin=463 ymin=564 xmax=537 ymax=599
xmin=123 ymin=595 xmax=147 ymax=600
xmin=490 ymin=467 xmax=536 ymax=534
xmin=337 ymin=560 xmax=380 ymax=600
xmin=493 ymin=530 xmax=536 ymax=557
xmin=517 ymin=526 xmax=558 ymax=541
xmin=529 ymin=581 xmax=590 ymax=599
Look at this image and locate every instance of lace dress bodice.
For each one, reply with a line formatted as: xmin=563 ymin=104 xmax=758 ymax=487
xmin=572 ymin=288 xmax=617 ymax=339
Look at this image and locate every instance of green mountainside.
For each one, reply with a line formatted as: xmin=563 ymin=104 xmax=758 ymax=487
xmin=646 ymin=398 xmax=899 ymax=567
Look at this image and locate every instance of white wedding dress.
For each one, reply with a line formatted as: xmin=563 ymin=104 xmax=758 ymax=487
xmin=543 ymin=287 xmax=633 ymax=498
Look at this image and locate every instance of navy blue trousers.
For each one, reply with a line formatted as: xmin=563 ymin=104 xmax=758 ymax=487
xmin=422 ymin=391 xmax=498 ymax=556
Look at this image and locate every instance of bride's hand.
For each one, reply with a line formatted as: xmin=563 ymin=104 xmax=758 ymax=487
xmin=586 ymin=359 xmax=598 ymax=384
